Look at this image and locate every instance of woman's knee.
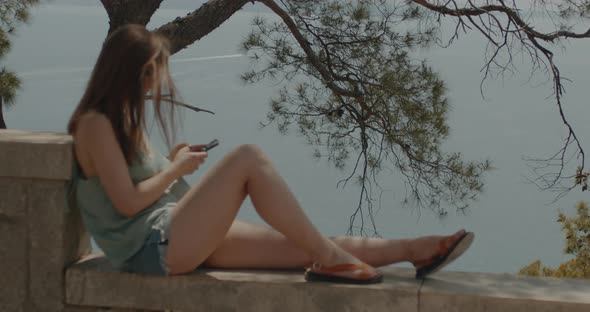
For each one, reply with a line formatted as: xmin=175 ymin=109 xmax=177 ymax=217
xmin=166 ymin=253 xmax=201 ymax=275
xmin=233 ymin=144 xmax=270 ymax=165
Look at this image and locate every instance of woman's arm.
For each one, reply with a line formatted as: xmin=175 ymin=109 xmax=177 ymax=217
xmin=75 ymin=113 xmax=205 ymax=217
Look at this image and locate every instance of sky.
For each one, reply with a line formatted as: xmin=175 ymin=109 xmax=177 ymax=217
xmin=50 ymin=0 xmax=264 ymax=11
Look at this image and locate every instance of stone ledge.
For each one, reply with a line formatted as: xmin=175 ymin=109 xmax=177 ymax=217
xmin=66 ymin=255 xmax=420 ymax=312
xmin=419 ymin=270 xmax=590 ymax=312
xmin=66 ymin=255 xmax=590 ymax=312
xmin=0 ymin=129 xmax=73 ymax=180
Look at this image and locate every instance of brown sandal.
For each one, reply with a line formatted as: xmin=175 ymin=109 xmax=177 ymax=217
xmin=413 ymin=230 xmax=475 ymax=279
xmin=304 ymin=262 xmax=383 ymax=284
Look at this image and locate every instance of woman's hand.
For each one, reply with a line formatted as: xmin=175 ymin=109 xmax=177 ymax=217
xmin=188 ymin=144 xmax=207 ymax=152
xmin=171 ymin=146 xmax=208 ymax=176
xmin=168 ymin=143 xmax=189 ymax=161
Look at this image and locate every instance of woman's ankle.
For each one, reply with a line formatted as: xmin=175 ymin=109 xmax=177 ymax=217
xmin=404 ymin=238 xmax=422 ymax=263
xmin=317 ymin=241 xmax=361 ymax=267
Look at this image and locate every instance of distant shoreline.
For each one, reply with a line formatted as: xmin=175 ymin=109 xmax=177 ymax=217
xmin=43 ymin=1 xmax=270 ymax=13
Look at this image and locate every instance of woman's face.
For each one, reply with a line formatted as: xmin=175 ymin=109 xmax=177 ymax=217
xmin=143 ymin=63 xmax=156 ymax=94
xmin=143 ymin=75 xmax=153 ymax=94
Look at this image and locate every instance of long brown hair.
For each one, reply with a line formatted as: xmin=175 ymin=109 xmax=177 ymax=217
xmin=68 ymin=24 xmax=178 ymax=164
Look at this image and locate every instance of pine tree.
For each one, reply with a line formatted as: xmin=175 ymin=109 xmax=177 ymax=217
xmin=519 ymin=202 xmax=590 ymax=279
xmin=0 ymin=0 xmax=39 ymax=129
xmin=99 ymin=0 xmax=590 ymax=233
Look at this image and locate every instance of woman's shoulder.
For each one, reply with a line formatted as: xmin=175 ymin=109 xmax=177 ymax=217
xmin=75 ymin=111 xmax=113 ymax=137
xmin=77 ymin=110 xmax=109 ymax=126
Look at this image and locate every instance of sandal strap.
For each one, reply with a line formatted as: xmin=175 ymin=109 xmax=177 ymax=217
xmin=439 ymin=236 xmax=452 ymax=256
xmin=312 ymin=262 xmax=368 ymax=273
xmin=439 ymin=230 xmax=466 ymax=256
xmin=309 ymin=263 xmax=376 ymax=279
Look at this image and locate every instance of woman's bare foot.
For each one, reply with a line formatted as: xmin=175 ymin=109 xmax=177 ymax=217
xmin=409 ymin=229 xmax=467 ymax=266
xmin=411 ymin=229 xmax=474 ymax=279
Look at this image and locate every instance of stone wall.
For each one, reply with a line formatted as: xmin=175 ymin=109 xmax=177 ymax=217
xmin=0 ymin=130 xmax=89 ymax=312
xmin=2 ymin=129 xmax=590 ymax=312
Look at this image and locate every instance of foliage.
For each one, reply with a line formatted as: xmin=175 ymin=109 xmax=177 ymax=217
xmin=519 ymin=202 xmax=590 ymax=279
xmin=0 ymin=68 xmax=19 ymax=106
xmin=0 ymin=0 xmax=39 ymax=128
xmin=242 ymin=0 xmax=494 ymax=234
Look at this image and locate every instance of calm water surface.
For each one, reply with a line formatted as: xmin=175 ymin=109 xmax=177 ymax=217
xmin=6 ymin=2 xmax=590 ymax=274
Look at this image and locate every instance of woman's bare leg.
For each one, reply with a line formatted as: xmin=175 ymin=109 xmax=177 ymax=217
xmin=166 ymin=145 xmax=371 ymax=276
xmin=205 ymin=220 xmax=464 ymax=268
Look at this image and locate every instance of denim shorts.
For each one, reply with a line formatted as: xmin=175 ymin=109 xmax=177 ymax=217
xmin=124 ymin=212 xmax=171 ymax=276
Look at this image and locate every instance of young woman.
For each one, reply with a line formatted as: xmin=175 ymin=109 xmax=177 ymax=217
xmin=68 ymin=24 xmax=474 ymax=284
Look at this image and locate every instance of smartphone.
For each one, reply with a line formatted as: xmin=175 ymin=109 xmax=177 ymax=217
xmin=199 ymin=139 xmax=219 ymax=152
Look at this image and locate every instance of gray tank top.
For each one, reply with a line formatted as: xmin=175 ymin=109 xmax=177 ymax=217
xmin=69 ymin=149 xmax=189 ymax=269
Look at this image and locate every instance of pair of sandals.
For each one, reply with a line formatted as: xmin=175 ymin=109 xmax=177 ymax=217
xmin=305 ymin=230 xmax=475 ymax=284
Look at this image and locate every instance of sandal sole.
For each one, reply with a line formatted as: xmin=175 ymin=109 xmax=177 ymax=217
xmin=305 ymin=270 xmax=384 ymax=284
xmin=415 ymin=232 xmax=474 ymax=279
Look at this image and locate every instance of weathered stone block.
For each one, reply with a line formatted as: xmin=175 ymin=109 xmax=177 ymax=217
xmin=0 ymin=220 xmax=28 ymax=312
xmin=66 ymin=259 xmax=420 ymax=312
xmin=27 ymin=180 xmax=88 ymax=312
xmin=419 ymin=271 xmax=590 ymax=312
xmin=0 ymin=178 xmax=27 ymax=217
xmin=0 ymin=130 xmax=72 ymax=180
xmin=418 ymin=294 xmax=590 ymax=312
xmin=64 ymin=306 xmax=158 ymax=312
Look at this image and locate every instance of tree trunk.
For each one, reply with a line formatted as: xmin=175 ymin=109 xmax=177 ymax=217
xmin=0 ymin=97 xmax=6 ymax=129
xmin=100 ymin=0 xmax=164 ymax=34
xmin=101 ymin=0 xmax=251 ymax=55
xmin=155 ymin=0 xmax=250 ymax=54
